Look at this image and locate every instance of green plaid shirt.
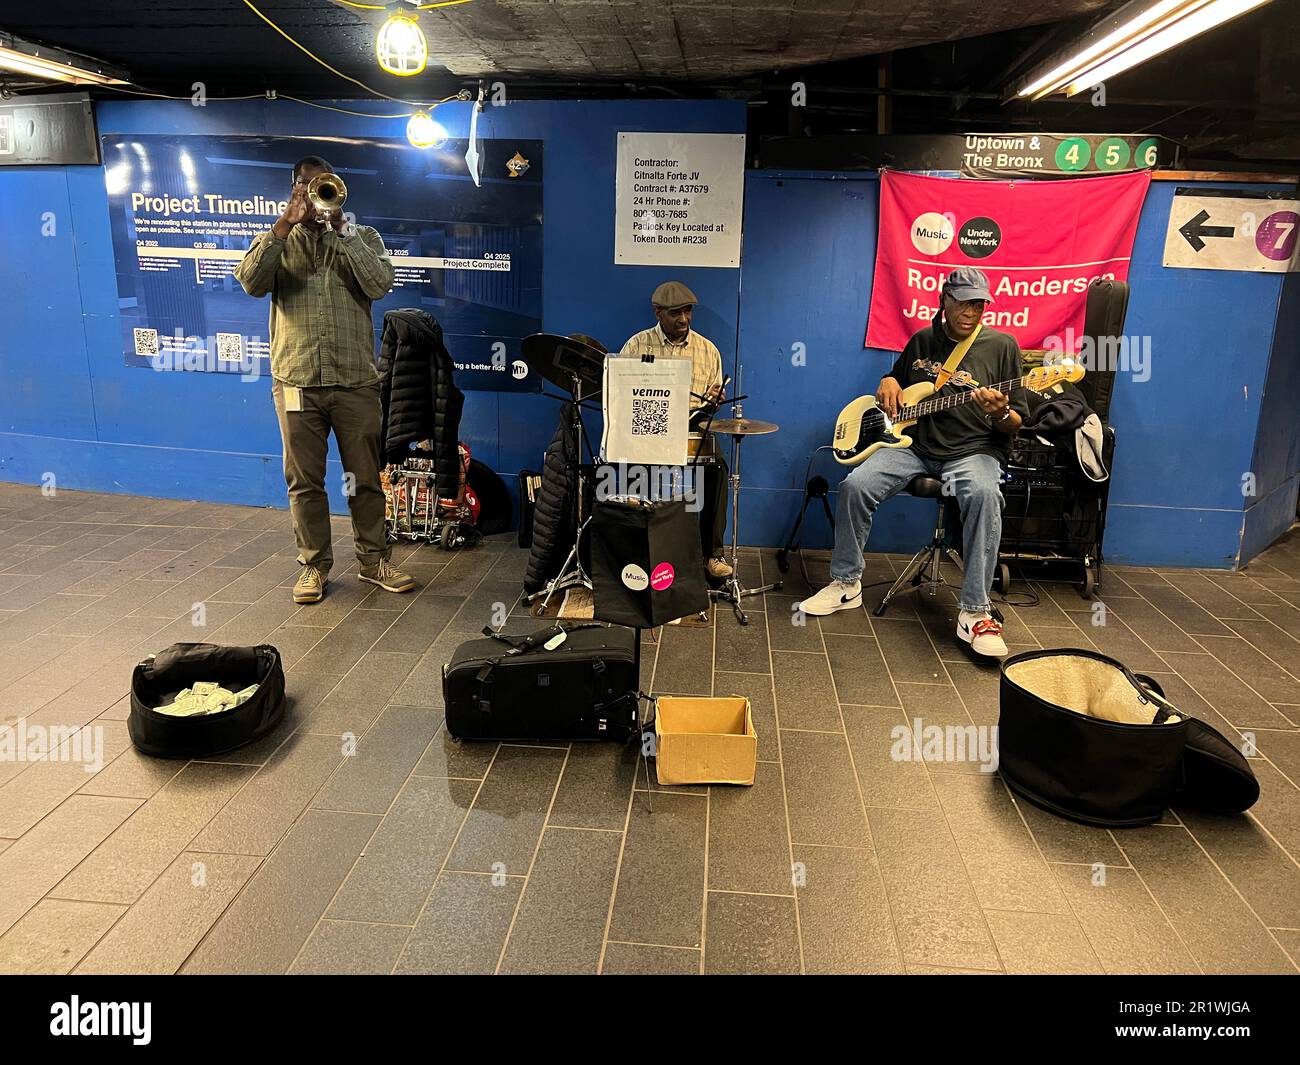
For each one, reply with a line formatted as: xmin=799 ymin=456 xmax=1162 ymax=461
xmin=617 ymin=324 xmax=723 ymax=413
xmin=234 ymin=224 xmax=394 ymax=388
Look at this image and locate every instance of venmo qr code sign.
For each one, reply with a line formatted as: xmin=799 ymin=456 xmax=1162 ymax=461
xmin=601 ymin=357 xmax=690 ymax=466
xmin=631 ymin=397 xmax=670 ymax=435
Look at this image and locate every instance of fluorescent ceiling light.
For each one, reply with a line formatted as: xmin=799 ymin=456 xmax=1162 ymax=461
xmin=1014 ymin=0 xmax=1273 ymax=100
xmin=1063 ymin=0 xmax=1273 ymax=94
xmin=0 ymin=32 xmax=128 ymax=85
xmin=1019 ymin=0 xmax=1187 ymax=97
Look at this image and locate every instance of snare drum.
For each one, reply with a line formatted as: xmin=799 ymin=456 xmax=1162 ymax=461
xmin=686 ymin=433 xmax=717 ymax=464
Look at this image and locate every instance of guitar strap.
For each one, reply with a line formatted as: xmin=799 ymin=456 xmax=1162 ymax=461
xmin=934 ymin=323 xmax=983 ymax=389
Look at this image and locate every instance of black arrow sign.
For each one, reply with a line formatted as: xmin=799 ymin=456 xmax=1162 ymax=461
xmin=1180 ymin=208 xmax=1235 ymax=252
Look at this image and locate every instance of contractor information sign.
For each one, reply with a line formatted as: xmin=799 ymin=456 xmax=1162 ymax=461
xmin=614 ymin=132 xmax=745 ymax=268
xmin=1163 ymin=187 xmax=1300 ymax=273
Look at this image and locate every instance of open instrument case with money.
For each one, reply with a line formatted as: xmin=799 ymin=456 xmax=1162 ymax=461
xmin=128 ymin=643 xmax=286 ymax=759
xmin=998 ymin=648 xmax=1259 ymax=827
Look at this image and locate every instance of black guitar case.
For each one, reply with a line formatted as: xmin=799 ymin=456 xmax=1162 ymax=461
xmin=999 ymin=649 xmax=1258 ymax=827
xmin=1076 ymin=279 xmax=1130 ymax=421
xmin=465 ymin=458 xmax=511 ymax=535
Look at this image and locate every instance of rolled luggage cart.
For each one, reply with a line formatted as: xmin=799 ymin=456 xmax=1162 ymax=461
xmin=995 ymin=428 xmax=1115 ymax=600
xmin=382 ymin=443 xmax=481 ymax=551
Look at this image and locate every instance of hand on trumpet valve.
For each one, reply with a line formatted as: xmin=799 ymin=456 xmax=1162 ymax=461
xmin=272 ymin=184 xmax=311 ymax=238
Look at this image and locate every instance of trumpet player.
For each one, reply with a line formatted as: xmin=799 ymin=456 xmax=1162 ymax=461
xmin=235 ymin=155 xmax=415 ymax=604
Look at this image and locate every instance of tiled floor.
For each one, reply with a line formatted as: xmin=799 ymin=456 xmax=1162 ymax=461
xmin=0 ymin=482 xmax=1298 ymax=974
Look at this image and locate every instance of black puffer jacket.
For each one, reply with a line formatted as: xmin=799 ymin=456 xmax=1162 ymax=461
xmin=524 ymin=403 xmax=580 ymax=595
xmin=377 ymin=309 xmax=464 ymax=498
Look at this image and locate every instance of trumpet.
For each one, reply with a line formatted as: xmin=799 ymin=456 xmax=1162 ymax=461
xmin=306 ymin=172 xmax=348 ymax=223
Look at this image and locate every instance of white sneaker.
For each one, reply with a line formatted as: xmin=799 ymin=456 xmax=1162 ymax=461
xmin=798 ymin=579 xmax=862 ymax=616
xmin=957 ymin=610 xmax=1008 ymax=658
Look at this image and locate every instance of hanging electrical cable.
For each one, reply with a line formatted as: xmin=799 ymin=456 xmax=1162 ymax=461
xmin=91 ymin=2 xmax=476 ymax=147
xmin=240 ymin=0 xmax=422 ymax=103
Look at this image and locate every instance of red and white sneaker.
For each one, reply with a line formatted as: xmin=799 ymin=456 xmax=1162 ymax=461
xmin=957 ymin=610 xmax=1008 ymax=659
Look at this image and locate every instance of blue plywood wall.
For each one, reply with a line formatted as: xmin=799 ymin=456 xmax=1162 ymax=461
xmin=1243 ymin=269 xmax=1300 ymax=562
xmin=0 ymin=95 xmax=1296 ymax=567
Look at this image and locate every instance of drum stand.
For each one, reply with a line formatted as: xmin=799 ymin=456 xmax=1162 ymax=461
xmin=709 ymin=400 xmax=783 ymax=626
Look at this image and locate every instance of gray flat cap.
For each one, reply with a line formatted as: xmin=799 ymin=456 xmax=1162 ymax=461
xmin=651 ymin=280 xmax=699 ymax=308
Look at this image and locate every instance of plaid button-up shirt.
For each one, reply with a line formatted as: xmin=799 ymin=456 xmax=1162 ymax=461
xmin=617 ymin=324 xmax=723 ymax=413
xmin=234 ymin=223 xmax=394 ymax=388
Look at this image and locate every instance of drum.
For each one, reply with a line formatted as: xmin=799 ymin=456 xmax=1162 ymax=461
xmin=686 ymin=433 xmax=717 ymax=465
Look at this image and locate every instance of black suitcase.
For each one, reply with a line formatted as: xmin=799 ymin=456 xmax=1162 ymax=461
xmin=442 ymin=623 xmax=640 ymax=741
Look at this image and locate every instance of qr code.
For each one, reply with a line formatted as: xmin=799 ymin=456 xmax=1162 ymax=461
xmin=216 ymin=332 xmax=244 ymax=363
xmin=133 ymin=328 xmax=159 ymax=357
xmin=631 ymin=398 xmax=670 ymax=436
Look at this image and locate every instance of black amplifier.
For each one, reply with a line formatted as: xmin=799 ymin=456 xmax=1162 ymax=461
xmin=1003 ymin=464 xmax=1068 ymax=489
xmin=1004 ymin=438 xmax=1069 ymax=489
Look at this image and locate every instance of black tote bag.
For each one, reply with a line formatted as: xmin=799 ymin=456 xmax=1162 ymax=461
xmin=590 ymin=497 xmax=709 ymax=627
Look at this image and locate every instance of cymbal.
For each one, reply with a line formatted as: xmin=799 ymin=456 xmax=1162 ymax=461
xmin=520 ymin=333 xmax=606 ymax=397
xmin=708 ymin=417 xmax=779 ymax=436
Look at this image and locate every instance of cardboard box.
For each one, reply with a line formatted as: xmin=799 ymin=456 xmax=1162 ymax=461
xmin=655 ymin=696 xmax=756 ymax=786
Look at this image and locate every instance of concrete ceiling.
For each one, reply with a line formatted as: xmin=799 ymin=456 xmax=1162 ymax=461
xmin=413 ymin=0 xmax=1115 ymax=79
xmin=0 ymin=0 xmax=1119 ymax=93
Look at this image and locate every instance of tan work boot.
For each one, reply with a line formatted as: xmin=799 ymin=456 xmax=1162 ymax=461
xmin=706 ymin=556 xmax=734 ymax=579
xmin=293 ymin=564 xmax=328 ymax=604
xmin=359 ymin=558 xmax=417 ymax=594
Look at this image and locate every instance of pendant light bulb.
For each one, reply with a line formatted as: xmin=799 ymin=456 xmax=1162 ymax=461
xmin=407 ymin=109 xmax=448 ymax=148
xmin=377 ymin=12 xmax=428 ymax=77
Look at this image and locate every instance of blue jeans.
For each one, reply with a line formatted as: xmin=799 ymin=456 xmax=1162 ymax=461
xmin=829 ymin=447 xmax=1004 ymax=613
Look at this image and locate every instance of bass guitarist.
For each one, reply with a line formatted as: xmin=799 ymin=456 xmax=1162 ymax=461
xmin=798 ymin=267 xmax=1027 ymax=659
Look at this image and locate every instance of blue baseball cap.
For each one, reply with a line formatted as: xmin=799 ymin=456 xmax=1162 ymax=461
xmin=943 ymin=266 xmax=993 ymax=303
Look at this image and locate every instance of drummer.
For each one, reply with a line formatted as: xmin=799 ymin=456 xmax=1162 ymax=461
xmin=618 ymin=280 xmax=732 ymax=580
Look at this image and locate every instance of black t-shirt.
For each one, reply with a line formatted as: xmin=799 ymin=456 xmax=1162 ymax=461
xmin=886 ymin=323 xmax=1028 ymax=462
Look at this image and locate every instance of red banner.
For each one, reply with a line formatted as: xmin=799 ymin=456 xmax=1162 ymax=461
xmin=864 ymin=170 xmax=1150 ymax=351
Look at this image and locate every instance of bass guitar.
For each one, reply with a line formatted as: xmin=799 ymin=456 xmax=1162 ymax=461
xmin=831 ymin=360 xmax=1084 ymax=467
